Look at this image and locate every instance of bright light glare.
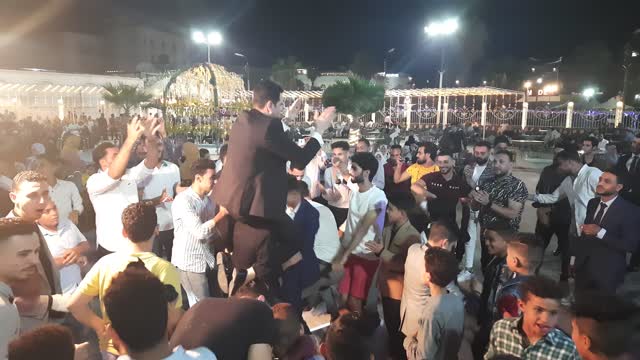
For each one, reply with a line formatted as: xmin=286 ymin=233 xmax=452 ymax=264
xmin=536 ymin=78 xmax=543 ymax=84
xmin=524 ymin=81 xmax=532 ymax=89
xmin=632 ymin=51 xmax=639 ymax=58
xmin=192 ymin=31 xmax=206 ymax=44
xmin=583 ymin=88 xmax=596 ymax=99
xmin=543 ymin=83 xmax=558 ymax=94
xmin=424 ymin=18 xmax=459 ymax=37
xmin=207 ymin=32 xmax=223 ymax=46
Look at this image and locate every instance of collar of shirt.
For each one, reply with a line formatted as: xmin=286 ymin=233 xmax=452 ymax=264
xmin=286 ymin=202 xmax=301 ymax=220
xmin=600 ymin=195 xmax=617 ymax=207
xmin=0 ymin=281 xmax=14 ymax=303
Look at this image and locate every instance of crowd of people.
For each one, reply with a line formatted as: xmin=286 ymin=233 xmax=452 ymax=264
xmin=1 ymin=79 xmax=640 ymax=360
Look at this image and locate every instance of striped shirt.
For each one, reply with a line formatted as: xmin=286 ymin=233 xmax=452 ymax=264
xmin=171 ymin=187 xmax=217 ymax=273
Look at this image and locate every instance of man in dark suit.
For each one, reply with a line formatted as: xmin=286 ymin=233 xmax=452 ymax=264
xmin=615 ymin=133 xmax=640 ymax=271
xmin=576 ymin=170 xmax=640 ymax=295
xmin=282 ymin=177 xmax=320 ymax=312
xmin=214 ymin=80 xmax=335 ymax=294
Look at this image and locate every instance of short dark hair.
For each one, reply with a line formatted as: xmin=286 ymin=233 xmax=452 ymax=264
xmin=357 ymin=138 xmax=370 ymax=148
xmin=350 ymin=152 xmax=378 ymax=182
xmin=519 ymin=275 xmax=565 ymax=302
xmin=387 ymin=192 xmax=416 ymax=213
xmin=324 ymin=313 xmax=370 ymax=360
xmin=390 ymin=144 xmax=402 ymax=151
xmin=199 ymin=148 xmax=210 ymax=159
xmin=0 ymin=218 xmax=39 ymax=242
xmin=571 ymin=293 xmax=640 ymax=357
xmin=287 ymin=175 xmax=307 ymax=195
xmin=8 ymin=324 xmax=74 ymax=360
xmin=474 ymin=140 xmax=492 ymax=150
xmin=299 ymin=181 xmax=310 ymax=198
xmin=122 ymin=203 xmax=157 ymax=243
xmin=253 ymin=80 xmax=283 ymax=107
xmin=233 ymin=280 xmax=270 ymax=302
xmin=494 ymin=149 xmax=514 ymax=162
xmin=420 ymin=142 xmax=438 ymax=160
xmin=219 ymin=143 xmax=228 ymax=162
xmin=331 ymin=141 xmax=350 ymax=151
xmin=436 ymin=151 xmax=454 ymax=159
xmin=555 ymin=150 xmax=581 ymax=163
xmin=494 ymin=135 xmax=510 ymax=146
xmin=424 ymin=247 xmax=459 ymax=288
xmin=190 ymin=158 xmax=216 ymax=179
xmin=484 ymin=220 xmax=516 ymax=238
xmin=507 ymin=232 xmax=544 ymax=270
xmin=11 ymin=171 xmax=47 ymax=192
xmin=104 ymin=262 xmax=167 ymax=353
xmin=92 ymin=142 xmax=116 ymax=166
xmin=582 ymin=136 xmax=598 ymax=147
xmin=429 ymin=219 xmax=459 ymax=246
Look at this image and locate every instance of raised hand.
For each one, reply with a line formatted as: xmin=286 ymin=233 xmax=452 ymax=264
xmin=159 ymin=188 xmax=173 ymax=203
xmin=314 ymin=106 xmax=337 ymax=133
xmin=126 ymin=116 xmax=145 ymax=142
xmin=286 ymin=98 xmax=303 ymax=119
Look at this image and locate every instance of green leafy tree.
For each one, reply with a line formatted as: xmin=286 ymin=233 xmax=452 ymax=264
xmin=102 ymin=83 xmax=152 ymax=115
xmin=271 ymin=56 xmax=303 ymax=90
xmin=322 ymin=77 xmax=384 ymax=117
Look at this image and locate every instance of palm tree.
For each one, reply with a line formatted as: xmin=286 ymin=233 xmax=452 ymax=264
xmin=102 ymin=83 xmax=152 ymax=115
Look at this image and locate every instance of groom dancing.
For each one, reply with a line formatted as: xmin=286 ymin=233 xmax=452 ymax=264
xmin=214 ymin=80 xmax=336 ymax=296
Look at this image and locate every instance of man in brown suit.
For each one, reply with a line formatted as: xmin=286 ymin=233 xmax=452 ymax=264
xmin=214 ymin=80 xmax=335 ymax=294
xmin=366 ymin=192 xmax=420 ymax=360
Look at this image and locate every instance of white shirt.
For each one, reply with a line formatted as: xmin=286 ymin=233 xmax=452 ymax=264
xmin=0 ymin=282 xmax=19 ymax=360
xmin=535 ymin=165 xmax=602 ymax=235
xmin=343 ymin=186 xmax=388 ymax=257
xmin=372 ymin=158 xmax=386 ymax=189
xmin=138 ymin=161 xmax=181 ymax=231
xmin=472 ymin=164 xmax=487 ymax=186
xmin=593 ymin=196 xmax=617 ymax=239
xmin=171 ymin=187 xmax=217 ymax=273
xmin=308 ymin=200 xmax=340 ymax=263
xmin=49 ymin=179 xmax=84 ymax=222
xmin=87 ymin=161 xmax=154 ymax=252
xmin=38 ymin=219 xmax=87 ymax=294
xmin=303 ymin=151 xmax=326 ymax=199
xmin=627 ymin=154 xmax=639 ymax=172
xmin=286 ymin=202 xmax=301 ymax=220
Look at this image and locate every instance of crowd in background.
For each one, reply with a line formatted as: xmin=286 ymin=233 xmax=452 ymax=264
xmin=1 ymin=86 xmax=640 ymax=360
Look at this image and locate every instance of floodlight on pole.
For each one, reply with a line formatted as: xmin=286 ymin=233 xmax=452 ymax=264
xmin=536 ymin=78 xmax=543 ymax=84
xmin=192 ymin=30 xmax=223 ymax=63
xmin=424 ymin=17 xmax=459 ymax=89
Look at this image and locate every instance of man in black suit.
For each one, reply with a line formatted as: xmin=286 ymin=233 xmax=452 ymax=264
xmin=576 ymin=170 xmax=640 ymax=295
xmin=615 ymin=133 xmax=640 ymax=270
xmin=214 ymin=80 xmax=335 ymax=294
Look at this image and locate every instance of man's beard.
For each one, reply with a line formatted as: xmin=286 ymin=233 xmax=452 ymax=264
xmin=440 ymin=168 xmax=451 ymax=175
xmin=351 ymin=175 xmax=365 ymax=184
xmin=416 ymin=158 xmax=427 ymax=165
xmin=596 ymin=189 xmax=616 ymax=197
xmin=475 ymin=157 xmax=488 ymax=166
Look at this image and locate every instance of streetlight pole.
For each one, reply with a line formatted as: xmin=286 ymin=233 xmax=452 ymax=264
xmin=384 ymin=48 xmax=395 ymax=75
xmin=192 ymin=30 xmax=223 ymax=63
xmin=438 ymin=46 xmax=445 ymax=88
xmin=234 ymin=53 xmax=250 ymax=90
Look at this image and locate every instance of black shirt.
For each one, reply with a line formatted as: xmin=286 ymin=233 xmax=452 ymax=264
xmin=535 ymin=165 xmax=572 ymax=225
xmin=169 ymin=298 xmax=276 ymax=360
xmin=421 ymin=171 xmax=471 ymax=221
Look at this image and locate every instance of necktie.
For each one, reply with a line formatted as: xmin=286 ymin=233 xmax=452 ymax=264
xmin=593 ymin=202 xmax=607 ymax=225
xmin=630 ymin=155 xmax=639 ymax=175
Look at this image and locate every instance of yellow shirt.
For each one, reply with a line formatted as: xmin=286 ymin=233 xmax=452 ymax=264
xmin=76 ymin=252 xmax=182 ymax=355
xmin=406 ymin=164 xmax=439 ymax=184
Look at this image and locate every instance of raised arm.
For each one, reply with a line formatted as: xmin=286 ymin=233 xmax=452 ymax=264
xmin=393 ymin=162 xmax=412 ymax=184
xmin=338 ymin=205 xmax=385 ymax=264
xmin=107 ymin=117 xmax=145 ymax=180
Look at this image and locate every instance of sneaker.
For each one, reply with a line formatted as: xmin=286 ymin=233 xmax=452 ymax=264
xmin=457 ymin=269 xmax=474 ymax=283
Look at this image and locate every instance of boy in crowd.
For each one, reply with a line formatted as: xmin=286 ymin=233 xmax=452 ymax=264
xmin=68 ymin=203 xmax=182 ymax=359
xmin=37 ymin=201 xmax=90 ymax=295
xmin=485 ymin=276 xmax=579 ymax=360
xmin=571 ymin=293 xmax=640 ymax=360
xmin=405 ymin=247 xmax=464 ymax=360
xmin=474 ymin=221 xmax=515 ymax=358
xmin=497 ymin=233 xmax=543 ymax=319
xmin=334 ymin=152 xmax=388 ymax=313
xmin=104 ymin=263 xmax=216 ymax=360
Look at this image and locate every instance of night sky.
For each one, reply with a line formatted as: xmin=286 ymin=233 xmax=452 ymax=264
xmin=2 ymin=0 xmax=640 ymax=85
